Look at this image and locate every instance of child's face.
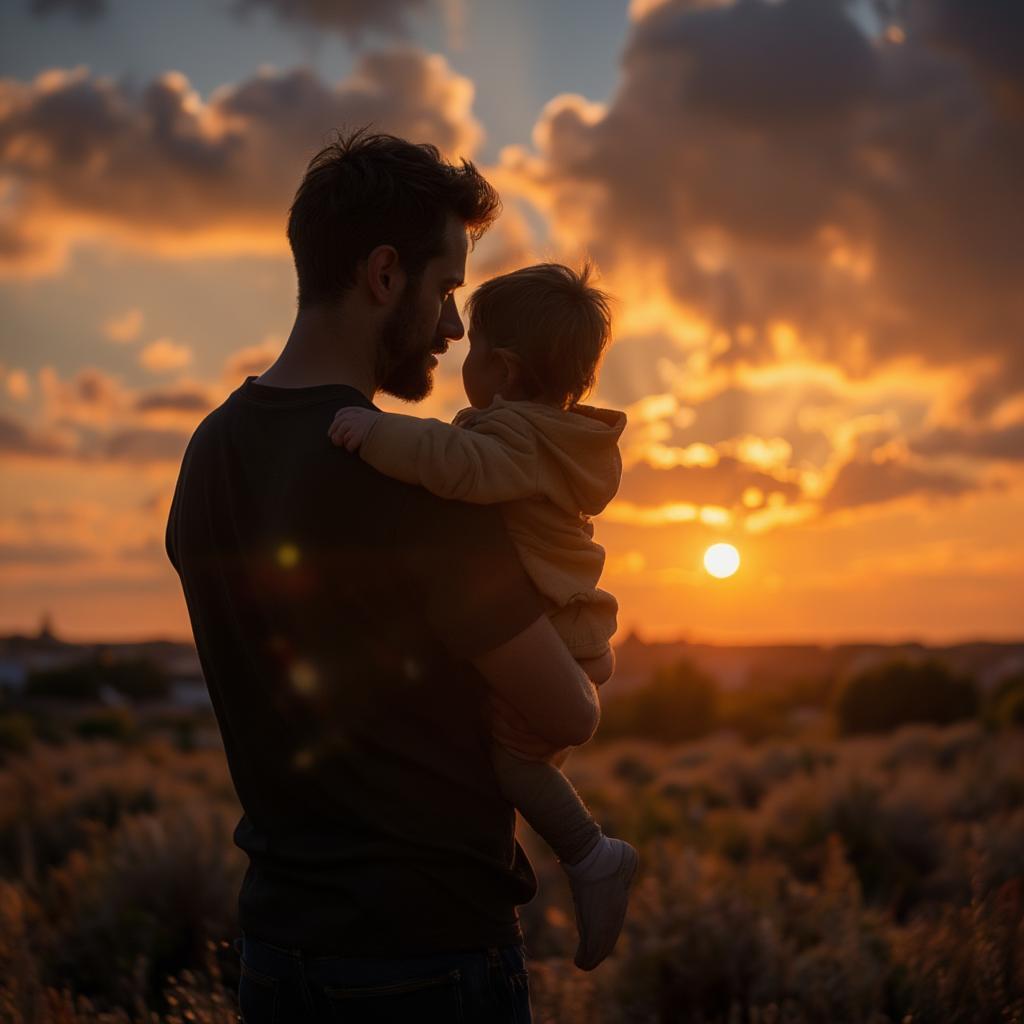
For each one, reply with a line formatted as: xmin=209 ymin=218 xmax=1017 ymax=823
xmin=461 ymin=329 xmax=508 ymax=409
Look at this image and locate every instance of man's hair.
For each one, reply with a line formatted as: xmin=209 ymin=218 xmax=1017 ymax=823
xmin=465 ymin=262 xmax=613 ymax=408
xmin=287 ymin=127 xmax=501 ymax=307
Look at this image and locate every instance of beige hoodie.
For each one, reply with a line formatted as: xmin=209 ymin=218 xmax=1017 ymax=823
xmin=360 ymin=397 xmax=627 ymax=659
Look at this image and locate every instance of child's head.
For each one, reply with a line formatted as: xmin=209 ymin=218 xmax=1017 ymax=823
xmin=461 ymin=262 xmax=612 ymax=410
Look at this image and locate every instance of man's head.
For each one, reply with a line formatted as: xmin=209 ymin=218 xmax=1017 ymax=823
xmin=287 ymin=129 xmax=501 ymax=400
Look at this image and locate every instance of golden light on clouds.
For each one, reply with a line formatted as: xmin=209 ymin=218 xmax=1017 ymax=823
xmin=703 ymin=543 xmax=740 ymax=580
xmin=139 ymin=339 xmax=193 ymax=373
xmin=102 ymin=309 xmax=144 ymax=344
xmin=4 ymin=368 xmax=31 ymax=401
xmin=0 ymin=0 xmax=1021 ymax=644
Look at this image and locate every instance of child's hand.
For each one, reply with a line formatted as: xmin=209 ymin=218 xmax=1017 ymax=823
xmin=329 ymin=407 xmax=381 ymax=452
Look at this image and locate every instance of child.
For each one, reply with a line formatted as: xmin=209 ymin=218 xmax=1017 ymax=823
xmin=328 ymin=263 xmax=638 ymax=970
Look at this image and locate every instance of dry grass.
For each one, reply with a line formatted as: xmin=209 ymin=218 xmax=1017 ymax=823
xmin=1 ymin=723 xmax=1022 ymax=1022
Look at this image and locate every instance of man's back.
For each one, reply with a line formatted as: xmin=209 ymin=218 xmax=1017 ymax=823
xmin=166 ymin=377 xmax=541 ymax=954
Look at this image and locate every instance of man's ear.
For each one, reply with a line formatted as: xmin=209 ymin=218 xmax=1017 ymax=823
xmin=365 ymin=245 xmax=405 ymax=305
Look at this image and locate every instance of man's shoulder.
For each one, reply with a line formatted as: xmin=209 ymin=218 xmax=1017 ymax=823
xmin=185 ymin=388 xmax=238 ymax=447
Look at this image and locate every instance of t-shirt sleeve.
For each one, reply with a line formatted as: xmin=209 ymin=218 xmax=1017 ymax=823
xmin=399 ymin=489 xmax=545 ymax=661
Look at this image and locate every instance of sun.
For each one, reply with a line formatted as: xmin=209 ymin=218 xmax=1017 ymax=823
xmin=704 ymin=542 xmax=740 ymax=579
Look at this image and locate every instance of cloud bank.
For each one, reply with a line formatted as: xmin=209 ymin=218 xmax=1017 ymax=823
xmin=0 ymin=50 xmax=481 ymax=272
xmin=503 ymin=0 xmax=1023 ymax=521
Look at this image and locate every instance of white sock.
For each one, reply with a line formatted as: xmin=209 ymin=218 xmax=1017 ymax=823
xmin=564 ymin=835 xmax=623 ymax=881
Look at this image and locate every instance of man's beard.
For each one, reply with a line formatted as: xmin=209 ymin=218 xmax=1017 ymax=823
xmin=375 ymin=283 xmax=437 ymax=402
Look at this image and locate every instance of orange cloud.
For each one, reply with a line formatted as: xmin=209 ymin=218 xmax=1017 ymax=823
xmin=222 ymin=339 xmax=280 ymax=383
xmin=0 ymin=367 xmax=217 ymax=468
xmin=0 ymin=51 xmax=482 ymax=274
xmin=102 ymin=308 xmax=144 ymax=344
xmin=1 ymin=366 xmax=31 ymax=401
xmin=497 ymin=0 xmax=1024 ymax=509
xmin=139 ymin=339 xmax=193 ymax=374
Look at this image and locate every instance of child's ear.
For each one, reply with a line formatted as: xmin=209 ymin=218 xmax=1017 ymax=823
xmin=493 ymin=348 xmax=525 ymax=395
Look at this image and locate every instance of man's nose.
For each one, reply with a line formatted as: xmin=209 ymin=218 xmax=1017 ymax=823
xmin=440 ymin=295 xmax=465 ymax=342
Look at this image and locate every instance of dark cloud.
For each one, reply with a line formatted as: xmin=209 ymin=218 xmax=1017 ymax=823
xmin=0 ymin=414 xmax=70 ymax=457
xmin=0 ymin=541 xmax=91 ymax=565
xmin=619 ymin=457 xmax=801 ymax=509
xmin=820 ymin=456 xmax=972 ymax=513
xmin=630 ymin=0 xmax=878 ymax=129
xmin=0 ymin=369 xmax=210 ymax=467
xmin=914 ymin=0 xmax=1024 ymax=106
xmin=28 ymin=0 xmax=105 ymax=20
xmin=103 ymin=427 xmax=190 ymax=464
xmin=509 ymin=0 xmax=1024 ymax=406
xmin=73 ymin=368 xmax=119 ymax=406
xmin=910 ymin=421 xmax=1024 ymax=461
xmin=0 ymin=51 xmax=480 ymax=271
xmin=233 ymin=0 xmax=426 ymax=41
xmin=0 ymin=415 xmax=190 ymax=466
xmin=135 ymin=386 xmax=214 ymax=415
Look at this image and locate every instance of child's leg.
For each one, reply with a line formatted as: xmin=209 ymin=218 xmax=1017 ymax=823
xmin=491 ymin=741 xmax=639 ymax=971
xmin=491 ymin=742 xmax=601 ymax=865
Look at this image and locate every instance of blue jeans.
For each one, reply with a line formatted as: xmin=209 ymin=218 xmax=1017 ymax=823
xmin=235 ymin=934 xmax=532 ymax=1023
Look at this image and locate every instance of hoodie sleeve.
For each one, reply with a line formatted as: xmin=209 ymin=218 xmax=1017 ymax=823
xmin=359 ymin=409 xmax=540 ymax=504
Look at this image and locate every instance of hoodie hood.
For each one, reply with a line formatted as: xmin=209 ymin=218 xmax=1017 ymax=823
xmin=454 ymin=397 xmax=626 ymax=517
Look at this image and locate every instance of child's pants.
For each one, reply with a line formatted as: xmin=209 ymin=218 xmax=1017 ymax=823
xmin=491 ymin=743 xmax=602 ymax=864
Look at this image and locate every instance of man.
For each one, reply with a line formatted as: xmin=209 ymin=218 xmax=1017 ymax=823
xmin=166 ymin=129 xmax=600 ymax=1022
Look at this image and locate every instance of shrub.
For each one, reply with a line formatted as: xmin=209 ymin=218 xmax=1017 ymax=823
xmin=3 ymin=724 xmax=1022 ymax=1022
xmin=27 ymin=657 xmax=170 ymax=704
xmin=0 ymin=714 xmax=34 ymax=761
xmin=986 ymin=671 xmax=1024 ymax=730
xmin=599 ymin=659 xmax=718 ymax=743
xmin=75 ymin=710 xmax=137 ymax=743
xmin=835 ymin=660 xmax=978 ymax=736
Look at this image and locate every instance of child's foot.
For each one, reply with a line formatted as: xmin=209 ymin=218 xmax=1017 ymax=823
xmin=564 ymin=836 xmax=639 ymax=971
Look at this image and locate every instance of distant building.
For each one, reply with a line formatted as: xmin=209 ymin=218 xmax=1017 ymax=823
xmin=0 ymin=617 xmax=210 ymax=709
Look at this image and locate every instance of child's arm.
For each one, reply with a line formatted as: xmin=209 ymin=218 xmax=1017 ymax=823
xmin=329 ymin=406 xmax=540 ymax=504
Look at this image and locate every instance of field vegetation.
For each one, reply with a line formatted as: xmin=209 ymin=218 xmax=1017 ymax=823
xmin=1 ymin=657 xmax=1022 ymax=1022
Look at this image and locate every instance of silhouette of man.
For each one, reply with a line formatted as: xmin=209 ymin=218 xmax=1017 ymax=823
xmin=166 ymin=129 xmax=600 ymax=1022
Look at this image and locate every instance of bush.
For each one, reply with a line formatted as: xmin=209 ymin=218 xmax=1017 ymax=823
xmin=986 ymin=671 xmax=1024 ymax=730
xmin=598 ymin=659 xmax=718 ymax=743
xmin=835 ymin=660 xmax=978 ymax=736
xmin=75 ymin=711 xmax=137 ymax=743
xmin=0 ymin=714 xmax=34 ymax=760
xmin=26 ymin=663 xmax=102 ymax=702
xmin=27 ymin=657 xmax=170 ymax=704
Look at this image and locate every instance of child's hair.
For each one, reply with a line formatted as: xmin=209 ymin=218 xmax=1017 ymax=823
xmin=464 ymin=262 xmax=612 ymax=408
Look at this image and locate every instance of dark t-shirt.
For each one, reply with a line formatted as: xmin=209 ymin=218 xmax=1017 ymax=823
xmin=165 ymin=377 xmax=544 ymax=955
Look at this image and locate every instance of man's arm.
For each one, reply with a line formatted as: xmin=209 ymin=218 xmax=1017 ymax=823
xmin=471 ymin=615 xmax=600 ymax=750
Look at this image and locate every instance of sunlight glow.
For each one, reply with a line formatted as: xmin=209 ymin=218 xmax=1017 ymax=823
xmin=704 ymin=543 xmax=740 ymax=579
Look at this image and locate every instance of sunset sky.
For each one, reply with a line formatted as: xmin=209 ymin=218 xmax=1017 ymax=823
xmin=1 ymin=0 xmax=1022 ymax=644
